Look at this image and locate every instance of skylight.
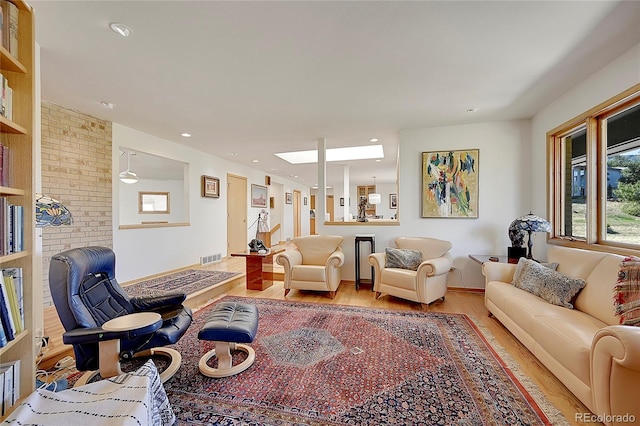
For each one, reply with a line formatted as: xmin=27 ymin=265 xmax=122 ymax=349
xmin=275 ymin=145 xmax=384 ymax=164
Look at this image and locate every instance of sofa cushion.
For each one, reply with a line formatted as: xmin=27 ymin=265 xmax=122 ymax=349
xmin=380 ymin=268 xmax=417 ymax=291
xmin=512 ymin=258 xmax=586 ymax=309
xmin=575 ymin=254 xmax=622 ymax=325
xmin=384 ymin=248 xmax=422 ymax=271
xmin=291 ymin=265 xmax=326 ymax=282
xmin=292 ymin=235 xmax=343 ymax=266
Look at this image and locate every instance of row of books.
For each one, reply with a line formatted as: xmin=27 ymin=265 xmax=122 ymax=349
xmin=0 ymin=72 xmax=13 ymax=121
xmin=0 ymin=197 xmax=23 ymax=256
xmin=0 ymin=0 xmax=19 ymax=58
xmin=0 ymin=143 xmax=11 ymax=187
xmin=0 ymin=359 xmax=20 ymax=416
xmin=0 ymin=267 xmax=23 ymax=348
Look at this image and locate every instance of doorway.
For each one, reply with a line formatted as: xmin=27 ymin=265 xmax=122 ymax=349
xmin=227 ymin=174 xmax=247 ymax=255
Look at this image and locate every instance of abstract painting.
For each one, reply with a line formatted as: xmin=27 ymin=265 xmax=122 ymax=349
xmin=422 ymin=149 xmax=479 ymax=218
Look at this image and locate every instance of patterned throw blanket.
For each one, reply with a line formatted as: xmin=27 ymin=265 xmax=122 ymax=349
xmin=614 ymin=256 xmax=640 ymax=326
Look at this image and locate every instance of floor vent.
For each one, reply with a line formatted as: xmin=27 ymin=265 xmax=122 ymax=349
xmin=200 ymin=253 xmax=222 ymax=265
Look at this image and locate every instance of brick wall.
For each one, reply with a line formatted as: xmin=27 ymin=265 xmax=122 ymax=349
xmin=41 ymin=102 xmax=113 ymax=307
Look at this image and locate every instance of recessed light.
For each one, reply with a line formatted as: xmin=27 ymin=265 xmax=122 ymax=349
xmin=181 ymin=132 xmax=191 ymax=137
xmin=109 ymin=22 xmax=133 ymax=37
xmin=252 ymin=159 xmax=259 ymax=163
xmin=100 ymin=101 xmax=114 ymax=109
xmin=466 ymin=108 xmax=478 ymax=113
xmin=369 ymin=138 xmax=379 ymax=143
xmin=375 ymin=159 xmax=382 ymax=162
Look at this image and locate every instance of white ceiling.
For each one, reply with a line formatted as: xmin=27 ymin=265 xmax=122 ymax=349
xmin=30 ymin=1 xmax=640 ymax=187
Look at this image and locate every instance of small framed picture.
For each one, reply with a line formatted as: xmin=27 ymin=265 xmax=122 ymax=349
xmin=251 ymin=184 xmax=268 ymax=208
xmin=202 ymin=175 xmax=220 ymax=198
xmin=340 ymin=197 xmax=344 ymax=206
xmin=304 ymin=197 xmax=308 ymax=206
xmin=390 ymin=193 xmax=397 ymax=209
xmin=285 ymin=192 xmax=293 ymax=204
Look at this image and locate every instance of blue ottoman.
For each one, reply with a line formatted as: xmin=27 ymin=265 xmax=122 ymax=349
xmin=197 ymin=302 xmax=258 ymax=378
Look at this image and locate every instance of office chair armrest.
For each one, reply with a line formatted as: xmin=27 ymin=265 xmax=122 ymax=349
xmin=130 ymin=292 xmax=187 ymax=311
xmin=62 ymin=318 xmax=162 ymax=345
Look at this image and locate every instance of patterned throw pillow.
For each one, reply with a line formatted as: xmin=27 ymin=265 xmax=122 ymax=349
xmin=512 ymin=258 xmax=586 ymax=309
xmin=614 ymin=256 xmax=640 ymax=326
xmin=385 ymin=248 xmax=422 ymax=271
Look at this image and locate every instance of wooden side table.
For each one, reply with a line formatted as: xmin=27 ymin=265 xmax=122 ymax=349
xmin=468 ymin=254 xmax=508 ymax=264
xmin=231 ymin=247 xmax=285 ymax=291
xmin=355 ymin=234 xmax=375 ymax=290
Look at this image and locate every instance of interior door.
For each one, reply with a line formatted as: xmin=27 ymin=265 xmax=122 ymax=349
xmin=293 ymin=190 xmax=301 ymax=237
xmin=326 ymin=195 xmax=334 ymax=222
xmin=227 ymin=174 xmax=247 ymax=254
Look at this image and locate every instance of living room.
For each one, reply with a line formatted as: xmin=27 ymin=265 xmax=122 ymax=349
xmin=1 ymin=0 xmax=639 ymax=424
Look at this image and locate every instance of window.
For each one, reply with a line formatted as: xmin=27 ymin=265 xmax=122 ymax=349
xmin=548 ymin=84 xmax=640 ymax=253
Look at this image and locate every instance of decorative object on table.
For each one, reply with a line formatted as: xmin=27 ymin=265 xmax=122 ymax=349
xmin=35 ymin=193 xmax=73 ymax=227
xmin=285 ymin=192 xmax=293 ymax=204
xmin=255 ymin=208 xmax=270 ymax=247
xmin=390 ymin=193 xmax=397 ymax=209
xmin=251 ymin=184 xmax=268 ymax=208
xmin=248 ymin=239 xmax=267 ymax=253
xmin=357 ymin=196 xmax=368 ymax=222
xmin=421 ymin=149 xmax=479 ymax=218
xmin=163 ymin=296 xmax=557 ymax=425
xmin=201 ymin=175 xmax=220 ymax=198
xmin=508 ymin=212 xmax=552 ymax=262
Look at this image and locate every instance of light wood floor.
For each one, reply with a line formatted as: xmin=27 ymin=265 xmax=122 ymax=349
xmin=43 ymin=249 xmax=594 ymax=425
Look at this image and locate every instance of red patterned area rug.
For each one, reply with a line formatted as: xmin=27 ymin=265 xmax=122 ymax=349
xmin=123 ymin=270 xmax=239 ymax=298
xmin=165 ymin=296 xmax=557 ymax=425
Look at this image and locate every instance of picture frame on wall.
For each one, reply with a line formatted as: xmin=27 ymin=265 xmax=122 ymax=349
xmin=251 ymin=184 xmax=268 ymax=208
xmin=340 ymin=197 xmax=344 ymax=206
xmin=390 ymin=194 xmax=397 ymax=209
xmin=421 ymin=149 xmax=479 ymax=218
xmin=202 ymin=175 xmax=220 ymax=198
xmin=285 ymin=192 xmax=293 ymax=204
xmin=304 ymin=197 xmax=308 ymax=206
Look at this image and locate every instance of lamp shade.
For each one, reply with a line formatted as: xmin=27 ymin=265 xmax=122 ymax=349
xmin=368 ymin=193 xmax=381 ymax=205
xmin=35 ymin=194 xmax=73 ymax=227
xmin=508 ymin=212 xmax=551 ymax=261
xmin=119 ymin=170 xmax=139 ymax=184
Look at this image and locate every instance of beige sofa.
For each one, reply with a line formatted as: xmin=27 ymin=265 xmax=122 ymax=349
xmin=483 ymin=245 xmax=640 ymax=425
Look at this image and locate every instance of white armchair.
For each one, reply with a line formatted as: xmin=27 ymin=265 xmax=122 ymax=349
xmin=368 ymin=237 xmax=452 ymax=308
xmin=276 ymin=235 xmax=345 ymax=298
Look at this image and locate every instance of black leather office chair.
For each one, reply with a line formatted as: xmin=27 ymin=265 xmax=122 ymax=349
xmin=49 ymin=246 xmax=193 ymax=385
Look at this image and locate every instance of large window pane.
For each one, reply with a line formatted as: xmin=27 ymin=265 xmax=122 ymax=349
xmin=604 ymin=103 xmax=640 ymax=244
xmin=560 ymin=126 xmax=587 ymax=240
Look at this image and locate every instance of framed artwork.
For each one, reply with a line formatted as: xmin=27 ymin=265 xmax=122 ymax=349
xmin=251 ymin=184 xmax=268 ymax=208
xmin=421 ymin=149 xmax=479 ymax=218
xmin=304 ymin=197 xmax=308 ymax=206
xmin=285 ymin=192 xmax=293 ymax=204
xmin=139 ymin=191 xmax=170 ymax=213
xmin=390 ymin=194 xmax=397 ymax=209
xmin=340 ymin=197 xmax=344 ymax=206
xmin=202 ymin=175 xmax=220 ymax=198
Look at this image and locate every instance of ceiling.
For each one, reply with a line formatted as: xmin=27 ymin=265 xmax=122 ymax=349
xmin=30 ymin=1 xmax=640 ymax=187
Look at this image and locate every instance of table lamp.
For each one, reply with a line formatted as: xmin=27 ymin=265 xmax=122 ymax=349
xmin=508 ymin=213 xmax=551 ymax=262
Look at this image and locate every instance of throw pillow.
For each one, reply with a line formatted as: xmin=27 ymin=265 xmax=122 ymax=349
xmin=613 ymin=255 xmax=640 ymax=326
xmin=512 ymin=258 xmax=586 ymax=309
xmin=385 ymin=247 xmax=422 ymax=271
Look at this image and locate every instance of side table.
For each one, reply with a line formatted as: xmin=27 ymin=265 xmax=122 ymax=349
xmin=468 ymin=254 xmax=508 ymax=264
xmin=355 ymin=234 xmax=375 ymax=290
xmin=231 ymin=247 xmax=285 ymax=291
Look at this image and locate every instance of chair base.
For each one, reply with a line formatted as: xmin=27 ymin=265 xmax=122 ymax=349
xmin=73 ymin=347 xmax=182 ymax=387
xmin=198 ymin=341 xmax=256 ymax=378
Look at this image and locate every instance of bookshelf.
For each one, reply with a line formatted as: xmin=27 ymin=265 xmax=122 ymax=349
xmin=0 ymin=0 xmax=36 ymax=419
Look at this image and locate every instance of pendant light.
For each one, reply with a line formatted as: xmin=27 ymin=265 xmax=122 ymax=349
xmin=368 ymin=176 xmax=381 ymax=205
xmin=119 ymin=150 xmax=139 ymax=184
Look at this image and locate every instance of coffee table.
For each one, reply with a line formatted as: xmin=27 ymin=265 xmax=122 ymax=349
xmin=231 ymin=247 xmax=285 ymax=290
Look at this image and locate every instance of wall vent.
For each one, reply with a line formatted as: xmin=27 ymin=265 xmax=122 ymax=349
xmin=200 ymin=253 xmax=222 ymax=265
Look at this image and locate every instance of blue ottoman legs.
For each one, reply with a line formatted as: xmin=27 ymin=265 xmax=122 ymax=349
xmin=198 ymin=302 xmax=258 ymax=378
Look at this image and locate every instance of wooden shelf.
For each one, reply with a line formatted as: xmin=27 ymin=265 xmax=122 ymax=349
xmin=0 ymin=250 xmax=30 ymax=263
xmin=0 ymin=186 xmax=26 ymax=196
xmin=0 ymin=115 xmax=27 ymax=135
xmin=0 ymin=330 xmax=28 ymax=357
xmin=0 ymin=45 xmax=27 ymax=74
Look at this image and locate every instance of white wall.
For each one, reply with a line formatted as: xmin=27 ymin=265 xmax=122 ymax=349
xmin=319 ymin=120 xmax=531 ymax=288
xmin=531 ymin=42 xmax=640 ymax=258
xmin=112 ymin=124 xmax=309 ymax=282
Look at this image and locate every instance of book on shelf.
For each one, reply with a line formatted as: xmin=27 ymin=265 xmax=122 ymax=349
xmin=0 ymin=198 xmax=23 ymax=255
xmin=2 ymin=268 xmax=21 ymax=331
xmin=0 ymin=359 xmax=20 ymax=415
xmin=0 ymin=0 xmax=18 ymax=58
xmin=0 ymin=276 xmax=15 ymax=340
xmin=0 ymin=314 xmax=6 ymax=347
xmin=1 ymin=271 xmax=21 ymax=334
xmin=0 ymin=143 xmax=10 ymax=187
